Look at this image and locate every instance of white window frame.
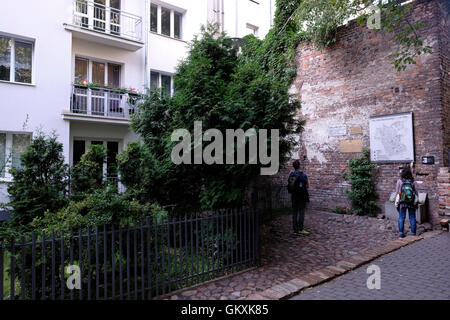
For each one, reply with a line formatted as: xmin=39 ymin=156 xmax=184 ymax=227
xmin=0 ymin=33 xmax=35 ymax=85
xmin=150 ymin=3 xmax=184 ymax=40
xmin=74 ymin=56 xmax=122 ymax=87
xmin=0 ymin=132 xmax=32 ymax=182
xmin=246 ymin=23 xmax=259 ymax=36
xmin=149 ymin=70 xmax=174 ymax=96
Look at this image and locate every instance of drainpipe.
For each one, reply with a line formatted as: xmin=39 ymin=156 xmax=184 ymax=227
xmin=144 ymin=0 xmax=149 ymax=89
xmin=221 ymin=0 xmax=225 ymax=32
xmin=270 ymin=0 xmax=273 ymax=27
xmin=235 ymin=0 xmax=238 ymax=37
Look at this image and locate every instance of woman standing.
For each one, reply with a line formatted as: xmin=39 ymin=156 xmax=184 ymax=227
xmin=396 ymin=167 xmax=418 ymax=238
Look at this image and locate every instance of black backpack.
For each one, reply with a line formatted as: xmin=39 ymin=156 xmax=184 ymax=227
xmin=287 ymin=171 xmax=307 ymax=195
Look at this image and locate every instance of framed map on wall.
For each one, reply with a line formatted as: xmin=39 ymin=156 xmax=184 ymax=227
xmin=369 ymin=112 xmax=415 ymax=163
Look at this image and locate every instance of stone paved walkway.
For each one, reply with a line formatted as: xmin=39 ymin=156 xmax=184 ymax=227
xmin=291 ymin=232 xmax=450 ymax=300
xmin=165 ymin=210 xmax=400 ymax=300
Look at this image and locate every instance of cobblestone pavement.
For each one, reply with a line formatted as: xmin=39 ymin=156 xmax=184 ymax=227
xmin=291 ymin=232 xmax=450 ymax=300
xmin=166 ymin=210 xmax=400 ymax=300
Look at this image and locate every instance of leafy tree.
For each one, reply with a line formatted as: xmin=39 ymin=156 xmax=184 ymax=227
xmin=70 ymin=144 xmax=106 ymax=200
xmin=6 ymin=133 xmax=69 ymax=230
xmin=344 ymin=149 xmax=379 ymax=216
xmin=127 ymin=24 xmax=303 ymax=212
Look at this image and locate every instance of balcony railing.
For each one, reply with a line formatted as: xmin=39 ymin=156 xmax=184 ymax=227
xmin=72 ymin=0 xmax=143 ymax=42
xmin=71 ymin=85 xmax=139 ymax=119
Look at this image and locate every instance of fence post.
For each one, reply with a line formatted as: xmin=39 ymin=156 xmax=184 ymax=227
xmin=254 ymin=207 xmax=260 ymax=267
xmin=41 ymin=232 xmax=46 ymax=300
xmin=0 ymin=240 xmax=3 ymax=300
xmin=21 ymin=236 xmax=26 ymax=300
xmin=146 ymin=217 xmax=152 ymax=300
xmin=9 ymin=238 xmax=15 ymax=300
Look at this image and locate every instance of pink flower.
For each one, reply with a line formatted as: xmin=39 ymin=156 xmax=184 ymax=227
xmin=130 ymin=88 xmax=136 ymax=91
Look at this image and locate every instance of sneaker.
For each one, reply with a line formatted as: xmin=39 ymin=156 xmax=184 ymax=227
xmin=298 ymin=230 xmax=311 ymax=236
xmin=399 ymin=234 xmax=406 ymax=239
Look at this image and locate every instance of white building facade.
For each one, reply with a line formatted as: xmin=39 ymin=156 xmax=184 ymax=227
xmin=0 ymin=0 xmax=275 ymax=203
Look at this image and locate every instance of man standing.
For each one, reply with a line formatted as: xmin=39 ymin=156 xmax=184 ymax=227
xmin=287 ymin=160 xmax=310 ymax=236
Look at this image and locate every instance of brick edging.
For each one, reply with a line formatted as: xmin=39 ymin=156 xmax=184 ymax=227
xmin=247 ymin=230 xmax=443 ymax=300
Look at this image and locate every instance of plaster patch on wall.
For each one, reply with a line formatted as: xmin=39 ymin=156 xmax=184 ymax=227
xmin=301 ymin=101 xmax=377 ymax=164
xmin=302 ymin=114 xmax=344 ymax=164
xmin=301 ymin=80 xmax=348 ymax=113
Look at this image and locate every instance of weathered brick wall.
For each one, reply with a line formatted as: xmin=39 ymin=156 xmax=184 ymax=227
xmin=437 ymin=167 xmax=450 ymax=216
xmin=277 ymin=0 xmax=449 ymax=226
xmin=439 ymin=0 xmax=450 ymax=166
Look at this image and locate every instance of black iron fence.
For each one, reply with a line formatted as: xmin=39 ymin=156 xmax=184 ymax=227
xmin=0 ymin=208 xmax=259 ymax=300
xmin=251 ymin=183 xmax=291 ymax=223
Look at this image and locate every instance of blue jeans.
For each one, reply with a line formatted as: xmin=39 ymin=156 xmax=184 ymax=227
xmin=292 ymin=196 xmax=307 ymax=232
xmin=398 ymin=207 xmax=416 ymax=236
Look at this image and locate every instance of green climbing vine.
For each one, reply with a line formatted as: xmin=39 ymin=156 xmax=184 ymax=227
xmin=280 ymin=0 xmax=432 ymax=71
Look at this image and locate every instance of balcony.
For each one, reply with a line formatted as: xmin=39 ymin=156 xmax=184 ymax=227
xmin=64 ymin=0 xmax=144 ymax=51
xmin=62 ymin=85 xmax=139 ymax=124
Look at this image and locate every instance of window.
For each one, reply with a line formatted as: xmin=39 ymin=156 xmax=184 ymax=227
xmin=107 ymin=63 xmax=121 ymax=88
xmin=161 ymin=74 xmax=171 ymax=96
xmin=150 ymin=4 xmax=158 ymax=32
xmin=92 ymin=61 xmax=105 ymax=84
xmin=106 ymin=141 xmax=119 ymax=177
xmin=150 ymin=71 xmax=159 ymax=90
xmin=0 ymin=35 xmax=33 ymax=84
xmin=74 ymin=57 xmax=121 ymax=87
xmin=72 ymin=139 xmax=119 ymax=178
xmin=11 ymin=134 xmax=31 ymax=170
xmin=150 ymin=4 xmax=183 ymax=40
xmin=73 ymin=140 xmax=86 ymax=166
xmin=0 ymin=37 xmax=11 ymax=81
xmin=0 ymin=132 xmax=31 ymax=179
xmin=174 ymin=12 xmax=182 ymax=39
xmin=150 ymin=71 xmax=173 ymax=96
xmin=75 ymin=57 xmax=88 ymax=83
xmin=161 ymin=7 xmax=171 ymax=37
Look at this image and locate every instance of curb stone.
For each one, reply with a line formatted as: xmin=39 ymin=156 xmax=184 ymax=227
xmin=245 ymin=231 xmax=443 ymax=300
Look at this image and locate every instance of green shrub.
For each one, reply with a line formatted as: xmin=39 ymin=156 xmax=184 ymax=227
xmin=30 ymin=187 xmax=168 ymax=234
xmin=344 ymin=149 xmax=379 ymax=217
xmin=70 ymin=144 xmax=106 ymax=199
xmin=6 ymin=133 xmax=69 ymax=231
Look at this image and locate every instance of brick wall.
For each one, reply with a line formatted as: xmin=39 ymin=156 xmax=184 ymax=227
xmin=439 ymin=0 xmax=450 ymax=166
xmin=437 ymin=167 xmax=450 ymax=216
xmin=277 ymin=0 xmax=449 ymax=226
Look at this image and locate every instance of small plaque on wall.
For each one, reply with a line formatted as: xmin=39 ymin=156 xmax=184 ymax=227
xmin=328 ymin=126 xmax=347 ymax=137
xmin=422 ymin=156 xmax=435 ymax=165
xmin=350 ymin=126 xmax=363 ymax=135
xmin=339 ymin=140 xmax=363 ymax=153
